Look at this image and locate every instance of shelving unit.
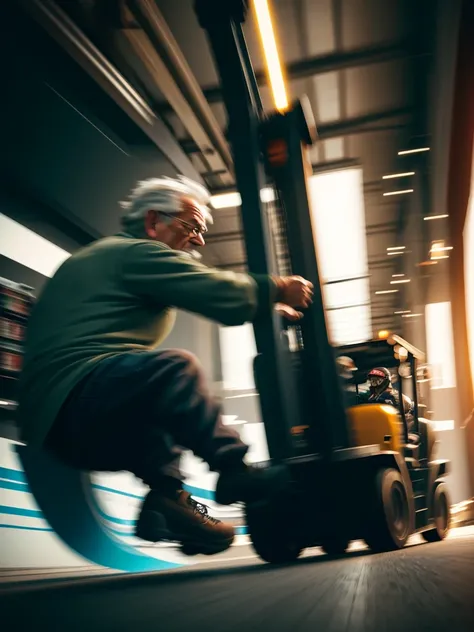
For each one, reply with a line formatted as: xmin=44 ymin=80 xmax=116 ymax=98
xmin=0 ymin=276 xmax=35 ymax=412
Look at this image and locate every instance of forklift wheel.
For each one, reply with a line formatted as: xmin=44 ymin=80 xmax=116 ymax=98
xmin=246 ymin=503 xmax=303 ymax=564
xmin=320 ymin=537 xmax=350 ymax=557
xmin=250 ymin=536 xmax=303 ymax=564
xmin=422 ymin=483 xmax=451 ymax=543
xmin=364 ymin=468 xmax=411 ymax=553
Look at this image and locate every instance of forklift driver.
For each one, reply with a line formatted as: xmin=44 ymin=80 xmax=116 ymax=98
xmin=364 ymin=367 xmax=416 ymax=438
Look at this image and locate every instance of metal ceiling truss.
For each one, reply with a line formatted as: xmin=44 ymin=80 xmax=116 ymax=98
xmin=124 ymin=0 xmax=234 ymax=188
xmin=180 ymin=107 xmax=412 ymax=155
xmin=157 ymin=40 xmax=410 ymax=112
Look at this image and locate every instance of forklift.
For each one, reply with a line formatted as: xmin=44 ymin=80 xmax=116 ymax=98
xmin=194 ymin=0 xmax=450 ymax=562
xmin=341 ymin=335 xmax=451 ymax=539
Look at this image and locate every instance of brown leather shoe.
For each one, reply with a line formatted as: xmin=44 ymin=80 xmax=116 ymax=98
xmin=136 ymin=490 xmax=235 ymax=556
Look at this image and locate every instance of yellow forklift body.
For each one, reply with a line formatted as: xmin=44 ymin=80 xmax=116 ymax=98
xmin=348 ymin=404 xmax=404 ymax=453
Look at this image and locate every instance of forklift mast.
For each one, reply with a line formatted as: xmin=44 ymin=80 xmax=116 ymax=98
xmin=195 ymin=0 xmax=351 ymax=460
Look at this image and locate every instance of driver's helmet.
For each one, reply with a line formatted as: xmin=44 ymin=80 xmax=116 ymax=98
xmin=368 ymin=367 xmax=392 ymax=398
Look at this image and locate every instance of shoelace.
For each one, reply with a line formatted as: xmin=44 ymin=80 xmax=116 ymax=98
xmin=187 ymin=497 xmax=221 ymax=525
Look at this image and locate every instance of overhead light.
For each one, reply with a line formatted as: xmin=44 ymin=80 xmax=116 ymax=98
xmin=390 ymin=279 xmax=411 ymax=284
xmin=260 ymin=187 xmax=277 ymax=203
xmin=388 ymin=251 xmax=405 ymax=256
xmin=402 ymin=313 xmax=423 ymax=318
xmin=394 ymin=310 xmax=411 ymax=314
xmin=424 ymin=214 xmax=449 ymax=221
xmin=382 ymin=172 xmax=415 ymax=179
xmin=418 ymin=260 xmax=438 ymax=267
xmin=398 ymin=147 xmax=430 ymax=155
xmin=383 ymin=189 xmax=414 ymax=196
xmin=431 ymin=246 xmax=453 ymax=252
xmin=392 ymin=274 xmax=405 ymax=277
xmin=430 ymin=240 xmax=452 ymax=260
xmin=253 ymin=0 xmax=288 ymax=112
xmin=210 ymin=192 xmax=241 ymax=209
xmin=210 ymin=187 xmax=276 ymax=209
xmin=387 ymin=246 xmax=405 ymax=251
xmin=375 ymin=289 xmax=399 ymax=294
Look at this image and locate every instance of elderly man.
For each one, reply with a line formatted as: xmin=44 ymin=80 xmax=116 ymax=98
xmin=18 ymin=176 xmax=313 ymax=556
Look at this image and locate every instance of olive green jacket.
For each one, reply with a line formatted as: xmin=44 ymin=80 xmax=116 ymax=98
xmin=17 ymin=233 xmax=276 ymax=446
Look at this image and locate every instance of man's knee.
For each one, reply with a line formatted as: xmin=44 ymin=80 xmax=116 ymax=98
xmin=146 ymin=349 xmax=210 ymax=416
xmin=158 ymin=349 xmax=202 ymax=373
xmin=149 ymin=349 xmax=206 ymax=391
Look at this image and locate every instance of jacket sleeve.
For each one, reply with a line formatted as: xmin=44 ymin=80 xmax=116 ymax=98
xmin=121 ymin=241 xmax=277 ymax=326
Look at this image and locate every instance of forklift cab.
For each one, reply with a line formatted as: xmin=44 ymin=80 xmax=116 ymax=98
xmin=339 ymin=336 xmax=438 ymax=469
xmin=194 ymin=0 xmax=451 ymax=562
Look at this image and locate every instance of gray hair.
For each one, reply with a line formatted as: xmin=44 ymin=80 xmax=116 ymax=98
xmin=120 ymin=176 xmax=213 ymax=237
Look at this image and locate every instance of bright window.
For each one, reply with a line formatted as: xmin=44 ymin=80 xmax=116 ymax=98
xmin=219 ymin=324 xmax=257 ymax=390
xmin=465 ymin=152 xmax=474 ymax=392
xmin=432 ymin=420 xmax=455 ymax=432
xmin=425 ymin=302 xmax=457 ymax=389
xmin=308 ymin=168 xmax=372 ymax=345
xmin=0 ymin=214 xmax=70 ymax=278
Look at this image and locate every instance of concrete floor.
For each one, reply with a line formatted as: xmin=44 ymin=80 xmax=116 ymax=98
xmin=2 ymin=527 xmax=474 ymax=631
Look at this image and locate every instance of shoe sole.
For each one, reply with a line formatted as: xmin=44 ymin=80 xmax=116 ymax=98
xmin=180 ymin=536 xmax=234 ymax=556
xmin=135 ymin=526 xmax=234 ymax=556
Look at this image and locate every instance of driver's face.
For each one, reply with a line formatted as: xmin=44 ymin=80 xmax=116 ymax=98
xmin=369 ymin=376 xmax=384 ymax=389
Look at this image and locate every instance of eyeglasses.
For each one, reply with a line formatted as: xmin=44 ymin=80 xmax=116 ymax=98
xmin=159 ymin=212 xmax=208 ymax=237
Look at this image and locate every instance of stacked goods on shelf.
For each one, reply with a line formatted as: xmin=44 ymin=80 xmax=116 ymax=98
xmin=0 ymin=277 xmax=35 ymax=407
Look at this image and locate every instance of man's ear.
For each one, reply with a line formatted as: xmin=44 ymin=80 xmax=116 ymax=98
xmin=144 ymin=209 xmax=159 ymax=238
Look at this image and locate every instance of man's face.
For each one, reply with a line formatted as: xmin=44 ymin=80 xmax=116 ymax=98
xmin=146 ymin=196 xmax=208 ymax=251
xmin=171 ymin=198 xmax=208 ymax=251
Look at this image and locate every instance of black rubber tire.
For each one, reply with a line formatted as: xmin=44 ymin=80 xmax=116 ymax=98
xmin=422 ymin=483 xmax=451 ymax=543
xmin=320 ymin=537 xmax=350 ymax=556
xmin=364 ymin=468 xmax=412 ymax=553
xmin=250 ymin=537 xmax=303 ymax=564
xmin=246 ymin=502 xmax=303 ymax=564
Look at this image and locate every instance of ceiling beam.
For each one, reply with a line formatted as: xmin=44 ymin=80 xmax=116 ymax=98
xmin=125 ymin=0 xmax=234 ymax=184
xmin=317 ymin=107 xmax=411 ymax=139
xmin=371 ymin=315 xmax=398 ymax=322
xmin=157 ymin=40 xmax=409 ymax=111
xmin=180 ymin=107 xmax=411 ymax=154
xmin=366 ymin=222 xmax=398 ymax=235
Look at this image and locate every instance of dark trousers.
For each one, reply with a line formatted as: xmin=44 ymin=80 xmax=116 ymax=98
xmin=45 ymin=349 xmax=249 ymax=489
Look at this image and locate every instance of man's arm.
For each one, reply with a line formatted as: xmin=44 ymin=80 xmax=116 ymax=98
xmin=121 ymin=241 xmax=277 ymax=326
